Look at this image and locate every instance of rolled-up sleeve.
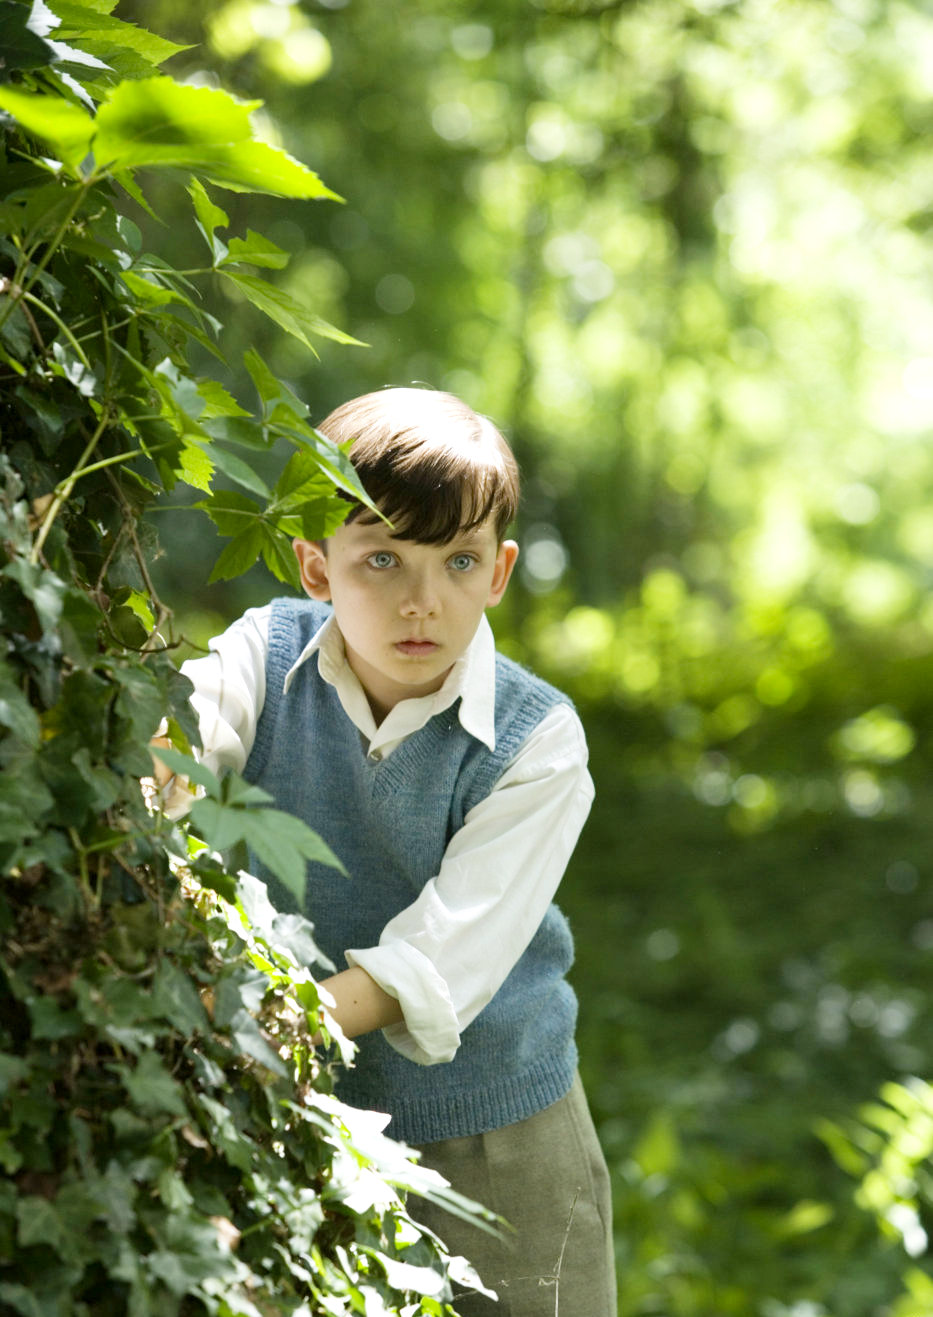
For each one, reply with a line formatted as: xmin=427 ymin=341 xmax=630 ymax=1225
xmin=180 ymin=606 xmax=271 ymax=777
xmin=346 ymin=702 xmax=593 ymax=1065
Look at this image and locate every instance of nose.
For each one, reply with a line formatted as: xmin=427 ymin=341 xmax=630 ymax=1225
xmin=399 ymin=569 xmax=439 ymax=617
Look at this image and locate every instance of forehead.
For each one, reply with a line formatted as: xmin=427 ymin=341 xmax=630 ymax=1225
xmin=341 ymin=512 xmax=499 ymax=548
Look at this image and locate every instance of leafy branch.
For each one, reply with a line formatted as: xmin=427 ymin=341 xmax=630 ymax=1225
xmin=0 ymin=3 xmax=480 ymax=1313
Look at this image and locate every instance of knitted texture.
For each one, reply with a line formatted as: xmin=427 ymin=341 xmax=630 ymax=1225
xmin=244 ymin=597 xmax=579 ymax=1144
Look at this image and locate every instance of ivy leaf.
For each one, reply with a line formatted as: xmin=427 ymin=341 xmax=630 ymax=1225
xmin=0 ymin=759 xmax=52 ymax=843
xmin=0 ymin=1054 xmax=29 ymax=1097
xmin=17 ymin=1196 xmax=65 ymax=1251
xmin=0 ymin=676 xmax=40 ymax=747
xmin=111 ymin=664 xmax=166 ymax=747
xmin=148 ymin=745 xmax=219 ymax=795
xmin=230 ymin=1013 xmax=289 ymax=1077
xmin=0 ymin=86 xmax=93 ymax=173
xmin=152 ymin=960 xmax=209 ymax=1034
xmin=2 ymin=558 xmax=65 ymax=637
xmin=93 ymin=78 xmax=341 ymax=199
xmin=116 ymin=1051 xmax=187 ymax=1118
xmin=189 ymin=796 xmax=344 ymax=907
xmin=197 ymin=1095 xmax=255 ymax=1172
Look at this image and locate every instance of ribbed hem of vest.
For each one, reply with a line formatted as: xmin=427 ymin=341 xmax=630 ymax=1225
xmin=336 ymin=1047 xmax=578 ymax=1147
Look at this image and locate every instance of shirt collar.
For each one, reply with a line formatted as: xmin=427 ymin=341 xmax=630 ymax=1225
xmin=283 ymin=610 xmax=497 ymax=751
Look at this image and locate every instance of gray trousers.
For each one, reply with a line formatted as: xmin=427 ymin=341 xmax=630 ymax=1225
xmin=411 ymin=1074 xmax=617 ymax=1317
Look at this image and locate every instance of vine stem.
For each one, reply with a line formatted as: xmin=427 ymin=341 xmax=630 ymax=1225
xmin=0 ymin=178 xmax=96 ymax=334
xmin=68 ymin=827 xmax=98 ymax=910
xmin=21 ymin=290 xmax=92 ymax=370
xmin=29 ymin=408 xmax=111 ymax=565
xmin=106 ymin=467 xmax=173 ymax=654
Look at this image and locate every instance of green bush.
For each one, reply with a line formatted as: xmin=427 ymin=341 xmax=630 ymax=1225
xmin=0 ymin=3 xmax=487 ymax=1311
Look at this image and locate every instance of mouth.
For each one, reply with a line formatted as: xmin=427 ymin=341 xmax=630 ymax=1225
xmin=395 ymin=640 xmax=440 ymax=657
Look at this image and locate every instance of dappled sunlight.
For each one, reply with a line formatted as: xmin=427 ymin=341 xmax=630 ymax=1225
xmin=108 ymin=0 xmax=933 ymax=1310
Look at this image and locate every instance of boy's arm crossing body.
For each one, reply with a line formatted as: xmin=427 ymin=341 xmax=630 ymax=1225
xmin=178 ymin=604 xmax=592 ymax=1059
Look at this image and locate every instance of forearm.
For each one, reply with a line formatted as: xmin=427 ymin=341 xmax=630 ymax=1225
xmin=316 ymin=965 xmax=403 ymax=1040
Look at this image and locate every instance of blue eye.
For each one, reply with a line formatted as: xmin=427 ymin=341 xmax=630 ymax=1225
xmin=368 ymin=551 xmax=396 ymax=569
xmin=449 ymin=553 xmax=476 ymax=572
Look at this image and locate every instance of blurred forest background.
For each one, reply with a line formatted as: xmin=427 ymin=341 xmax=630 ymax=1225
xmin=117 ymin=0 xmax=933 ymax=1312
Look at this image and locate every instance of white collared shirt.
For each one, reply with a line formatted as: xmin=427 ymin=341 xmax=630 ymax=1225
xmin=178 ymin=606 xmax=593 ymax=1065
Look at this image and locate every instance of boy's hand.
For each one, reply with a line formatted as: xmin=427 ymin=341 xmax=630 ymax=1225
xmin=149 ymin=735 xmax=175 ymax=788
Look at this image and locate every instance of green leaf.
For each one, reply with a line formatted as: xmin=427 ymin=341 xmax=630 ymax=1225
xmin=0 ymin=87 xmax=93 ymax=173
xmin=196 ymin=379 xmax=249 ymax=420
xmin=221 ymin=230 xmax=290 ymax=270
xmin=17 ymin=1196 xmax=65 ymax=1251
xmin=201 ymin=415 xmax=269 ymax=450
xmin=2 ymin=558 xmax=65 ymax=636
xmin=50 ymin=4 xmax=189 ymax=71
xmin=112 ymin=664 xmax=166 ymax=745
xmin=259 ymin=522 xmax=301 ymax=587
xmin=0 ymin=761 xmax=51 ymax=843
xmin=244 ymin=347 xmax=300 ymax=411
xmin=148 ymin=745 xmax=220 ymax=795
xmin=194 ymin=488 xmax=262 ymax=536
xmin=188 ymin=795 xmax=343 ymax=905
xmin=230 ymin=1013 xmax=288 ymax=1077
xmin=223 ymin=268 xmax=362 ymax=353
xmin=0 ymin=1282 xmax=48 ymax=1317
xmin=118 ymin=269 xmax=177 ymax=306
xmin=272 ymin=446 xmax=335 ymax=509
xmin=197 ymin=1095 xmax=255 ymax=1172
xmin=242 ymin=806 xmax=345 ymax=890
xmin=93 ymin=78 xmax=341 ymax=199
xmin=0 ymin=1053 xmax=29 ymax=1096
xmin=177 ymin=440 xmax=214 ymax=492
xmin=269 ymin=449 xmax=355 ymax=537
xmin=120 ymin=588 xmax=155 ymax=632
xmin=0 ymin=676 xmax=40 ymax=747
xmin=187 ymin=176 xmax=228 ymax=263
xmin=152 ymin=960 xmax=208 ymax=1034
xmin=117 ymin=1051 xmax=188 ymax=1117
xmin=207 ymin=526 xmax=264 ymax=583
xmin=214 ymin=967 xmax=267 ymax=1026
xmin=190 ymin=441 xmax=270 ymax=499
xmin=27 ymin=997 xmax=81 ymax=1040
xmin=0 ymin=2 xmax=59 ymax=76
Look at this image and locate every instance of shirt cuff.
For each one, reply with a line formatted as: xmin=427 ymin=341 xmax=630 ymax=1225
xmin=345 ymin=942 xmax=461 ymax=1066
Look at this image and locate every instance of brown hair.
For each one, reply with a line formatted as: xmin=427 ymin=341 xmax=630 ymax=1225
xmin=316 ymin=387 xmax=519 ymax=543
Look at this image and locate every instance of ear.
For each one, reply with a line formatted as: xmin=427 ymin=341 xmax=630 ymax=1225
xmin=293 ymin=539 xmax=332 ymax=601
xmin=486 ymin=539 xmax=519 ymax=608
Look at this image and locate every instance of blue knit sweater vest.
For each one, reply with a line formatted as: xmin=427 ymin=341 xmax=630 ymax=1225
xmin=243 ymin=597 xmax=579 ymax=1145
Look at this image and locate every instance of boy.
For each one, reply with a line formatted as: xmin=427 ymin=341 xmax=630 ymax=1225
xmin=171 ymin=388 xmax=616 ymax=1316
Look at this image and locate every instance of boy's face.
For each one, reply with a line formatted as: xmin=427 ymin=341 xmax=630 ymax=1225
xmin=294 ymin=516 xmax=518 ymax=720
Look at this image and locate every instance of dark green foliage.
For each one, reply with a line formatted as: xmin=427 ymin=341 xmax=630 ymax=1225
xmin=0 ymin=3 xmax=484 ymax=1311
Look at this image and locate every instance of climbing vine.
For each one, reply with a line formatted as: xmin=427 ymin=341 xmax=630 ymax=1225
xmin=0 ymin=2 xmax=486 ymax=1312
